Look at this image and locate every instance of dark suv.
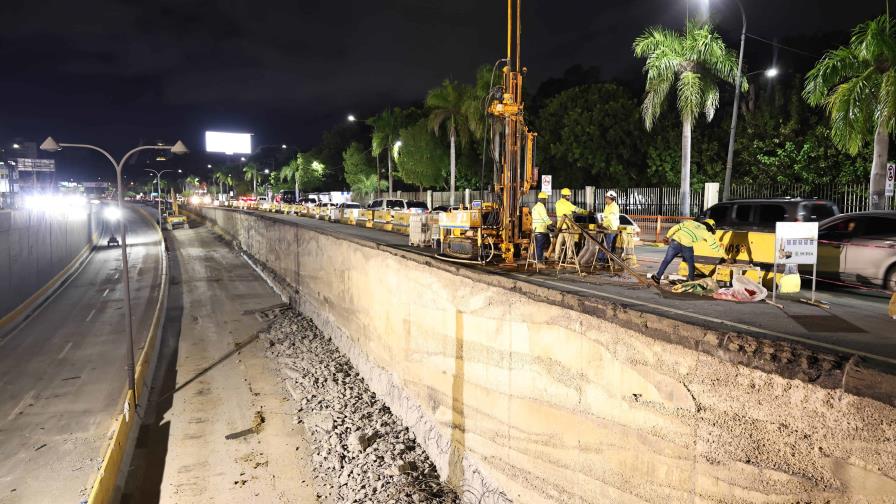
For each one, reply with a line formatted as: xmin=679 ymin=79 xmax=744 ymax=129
xmin=703 ymin=198 xmax=840 ymax=232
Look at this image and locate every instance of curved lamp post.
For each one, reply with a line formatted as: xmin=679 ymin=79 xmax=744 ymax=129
xmin=145 ymin=168 xmax=182 ymax=228
xmin=40 ymin=137 xmax=188 ymax=397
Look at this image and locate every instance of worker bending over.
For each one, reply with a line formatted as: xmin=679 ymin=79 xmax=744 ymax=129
xmin=531 ymin=192 xmax=551 ymax=261
xmin=597 ymin=190 xmax=620 ymax=265
xmin=650 ymin=218 xmax=725 ymax=283
xmin=551 ymin=188 xmax=588 ymax=259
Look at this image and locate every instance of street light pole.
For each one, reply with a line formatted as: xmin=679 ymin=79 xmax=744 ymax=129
xmin=145 ymin=168 xmax=173 ymax=228
xmin=722 ymin=0 xmax=746 ymax=202
xmin=40 ymin=137 xmax=188 ymax=398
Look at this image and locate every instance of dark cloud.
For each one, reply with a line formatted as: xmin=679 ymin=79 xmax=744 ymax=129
xmin=0 ymin=0 xmax=885 ymax=179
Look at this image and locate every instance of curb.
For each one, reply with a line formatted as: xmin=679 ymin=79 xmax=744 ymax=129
xmin=86 ymin=205 xmax=169 ymax=504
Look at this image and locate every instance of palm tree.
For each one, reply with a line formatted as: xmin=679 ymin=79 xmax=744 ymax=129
xmin=426 ymin=79 xmax=474 ymax=206
xmin=351 ymin=173 xmax=386 ymax=202
xmin=804 ymin=14 xmax=895 ymax=210
xmin=279 ymin=156 xmax=301 ymax=200
xmin=634 ymin=21 xmax=742 ymax=216
xmin=243 ymin=163 xmax=259 ymax=195
xmin=367 ymin=108 xmax=404 ymax=197
xmin=213 ymin=170 xmax=227 ymax=196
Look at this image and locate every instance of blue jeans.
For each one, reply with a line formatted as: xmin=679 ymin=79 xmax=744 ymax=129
xmin=534 ymin=232 xmax=550 ymax=261
xmin=657 ymin=240 xmax=695 ymax=281
xmin=597 ymin=232 xmax=618 ymax=263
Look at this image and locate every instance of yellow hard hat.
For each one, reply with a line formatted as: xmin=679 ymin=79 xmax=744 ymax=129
xmin=701 ymin=218 xmax=717 ymax=233
xmin=703 ymin=218 xmax=716 ymax=227
xmin=537 ymin=191 xmax=548 ymax=199
xmin=561 ymin=188 xmax=572 ymax=196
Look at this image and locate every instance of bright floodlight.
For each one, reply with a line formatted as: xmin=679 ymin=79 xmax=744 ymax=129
xmin=264 ymin=168 xmax=270 ymax=174
xmin=765 ymin=67 xmax=779 ymax=78
xmin=205 ymin=131 xmax=252 ymax=154
xmin=12 ymin=143 xmax=20 ymax=149
xmin=207 ymin=164 xmax=212 ymax=168
xmin=394 ymin=140 xmax=402 ymax=147
xmin=104 ymin=206 xmax=122 ymax=221
xmin=281 ymin=144 xmax=287 ymax=149
xmin=347 ymin=114 xmax=356 ymax=122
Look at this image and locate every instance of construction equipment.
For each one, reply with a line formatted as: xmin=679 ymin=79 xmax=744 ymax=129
xmin=164 ymin=189 xmax=188 ymax=230
xmin=439 ymin=0 xmax=536 ymax=265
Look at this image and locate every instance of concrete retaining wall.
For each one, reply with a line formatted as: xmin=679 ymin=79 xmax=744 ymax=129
xmin=200 ymin=206 xmax=896 ymax=503
xmin=0 ymin=207 xmax=103 ymax=319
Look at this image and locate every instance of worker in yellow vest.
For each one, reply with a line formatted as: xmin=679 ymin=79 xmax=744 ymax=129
xmin=649 ymin=218 xmax=727 ymax=283
xmin=597 ymin=190 xmax=620 ymax=265
xmin=531 ymin=192 xmax=551 ymax=261
xmin=551 ymin=188 xmax=588 ymax=259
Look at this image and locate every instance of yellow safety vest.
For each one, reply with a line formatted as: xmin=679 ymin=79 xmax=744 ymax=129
xmin=602 ymin=201 xmax=620 ymax=230
xmin=667 ymin=220 xmax=722 ymax=253
xmin=531 ymin=202 xmax=551 ymax=233
xmin=555 ymin=198 xmax=585 ymax=228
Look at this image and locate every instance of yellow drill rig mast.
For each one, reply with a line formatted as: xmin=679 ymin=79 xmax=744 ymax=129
xmin=437 ymin=0 xmax=536 ymax=265
xmin=489 ymin=0 xmax=537 ymax=264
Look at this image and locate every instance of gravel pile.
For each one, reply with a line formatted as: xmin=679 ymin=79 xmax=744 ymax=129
xmin=263 ymin=310 xmax=459 ymax=504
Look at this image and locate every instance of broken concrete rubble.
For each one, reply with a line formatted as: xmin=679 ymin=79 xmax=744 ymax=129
xmin=263 ymin=310 xmax=458 ymax=504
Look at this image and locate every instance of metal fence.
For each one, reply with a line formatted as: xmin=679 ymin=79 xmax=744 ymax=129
xmin=728 ymin=183 xmax=894 ymax=213
xmin=388 ymin=182 xmax=892 ymax=216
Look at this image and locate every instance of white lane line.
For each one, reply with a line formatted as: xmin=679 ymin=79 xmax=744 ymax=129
xmin=511 ymin=273 xmax=896 ymax=366
xmin=57 ymin=342 xmax=73 ymax=359
xmin=6 ymin=390 xmax=35 ymax=421
xmin=85 ymin=308 xmax=97 ymax=322
xmin=102 ymin=288 xmax=109 ymax=297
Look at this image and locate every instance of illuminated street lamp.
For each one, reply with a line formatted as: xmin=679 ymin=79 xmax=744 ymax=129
xmin=764 ymin=67 xmax=779 ymax=78
xmin=347 ymin=114 xmax=357 ymax=122
xmin=145 ymin=168 xmax=176 ymax=228
xmin=40 ymin=136 xmax=188 ymax=398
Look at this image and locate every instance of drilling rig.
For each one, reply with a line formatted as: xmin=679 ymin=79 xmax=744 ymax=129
xmin=438 ymin=0 xmax=537 ymax=265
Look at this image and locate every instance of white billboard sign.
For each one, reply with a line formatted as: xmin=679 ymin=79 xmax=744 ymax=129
xmin=16 ymin=158 xmax=55 ymax=172
xmin=205 ymin=131 xmax=252 ymax=154
xmin=541 ymin=175 xmax=552 ymax=193
xmin=775 ymin=221 xmax=818 ymax=265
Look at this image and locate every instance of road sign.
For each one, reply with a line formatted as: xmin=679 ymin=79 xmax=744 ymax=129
xmin=541 ymin=175 xmax=552 ymax=193
xmin=887 ymin=162 xmax=894 ymax=197
xmin=15 ymin=158 xmax=55 ymax=172
xmin=775 ymin=222 xmax=818 ymax=265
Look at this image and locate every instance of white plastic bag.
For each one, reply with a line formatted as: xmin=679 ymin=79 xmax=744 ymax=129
xmin=712 ymin=274 xmax=768 ymax=302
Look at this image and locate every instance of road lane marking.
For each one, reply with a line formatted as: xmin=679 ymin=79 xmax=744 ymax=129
xmin=85 ymin=308 xmax=97 ymax=322
xmin=6 ymin=390 xmax=35 ymax=421
xmin=102 ymin=288 xmax=109 ymax=297
xmin=57 ymin=342 xmax=73 ymax=359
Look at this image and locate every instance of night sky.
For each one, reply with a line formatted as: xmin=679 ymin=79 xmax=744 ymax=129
xmin=0 ymin=0 xmax=886 ymax=181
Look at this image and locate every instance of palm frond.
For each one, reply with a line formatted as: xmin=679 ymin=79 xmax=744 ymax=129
xmin=803 ymin=46 xmax=864 ymax=105
xmin=676 ymin=71 xmax=703 ymax=123
xmin=703 ymin=81 xmax=720 ymax=122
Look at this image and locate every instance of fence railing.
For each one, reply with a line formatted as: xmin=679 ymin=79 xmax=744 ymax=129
xmin=373 ymin=182 xmax=892 ymax=217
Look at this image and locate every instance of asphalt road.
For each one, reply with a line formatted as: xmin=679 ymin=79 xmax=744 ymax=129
xmin=0 ymin=204 xmax=163 ymax=503
xmin=228 ymin=208 xmax=896 ymax=364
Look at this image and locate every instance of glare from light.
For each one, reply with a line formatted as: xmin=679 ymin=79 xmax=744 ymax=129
xmin=12 ymin=143 xmax=20 ymax=149
xmin=24 ymin=194 xmax=89 ymax=215
xmin=207 ymin=164 xmax=212 ymax=168
xmin=281 ymin=144 xmax=287 ymax=149
xmin=394 ymin=140 xmax=402 ymax=147
xmin=765 ymin=67 xmax=779 ymax=78
xmin=104 ymin=206 xmax=122 ymax=221
xmin=347 ymin=114 xmax=356 ymax=122
xmin=240 ymin=157 xmax=246 ymax=162
xmin=264 ymin=169 xmax=270 ymax=174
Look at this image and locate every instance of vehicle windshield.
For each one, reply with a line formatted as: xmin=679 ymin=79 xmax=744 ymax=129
xmin=406 ymin=201 xmax=428 ymax=210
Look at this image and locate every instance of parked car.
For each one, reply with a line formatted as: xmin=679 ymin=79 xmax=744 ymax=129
xmin=702 ymin=198 xmax=840 ymax=232
xmin=276 ymin=190 xmax=297 ymax=204
xmin=809 ymin=211 xmax=896 ymax=290
xmin=367 ymin=199 xmax=428 ymax=212
xmin=432 ymin=205 xmax=460 ymax=213
xmin=596 ymin=212 xmax=642 ymax=241
xmin=337 ymin=202 xmax=362 ymax=210
xmin=297 ymin=196 xmax=319 ymax=207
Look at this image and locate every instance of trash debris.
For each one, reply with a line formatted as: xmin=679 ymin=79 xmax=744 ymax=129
xmin=713 ymin=275 xmax=768 ymax=303
xmin=671 ymin=277 xmax=719 ymax=295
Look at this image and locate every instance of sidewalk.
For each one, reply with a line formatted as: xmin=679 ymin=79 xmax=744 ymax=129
xmin=123 ymin=221 xmax=318 ymax=503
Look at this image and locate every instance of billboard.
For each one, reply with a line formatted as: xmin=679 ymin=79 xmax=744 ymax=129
xmin=16 ymin=158 xmax=55 ymax=172
xmin=205 ymin=131 xmax=252 ymax=154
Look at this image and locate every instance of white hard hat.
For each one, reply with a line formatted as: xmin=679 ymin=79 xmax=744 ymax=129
xmin=606 ymin=190 xmax=618 ymax=199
